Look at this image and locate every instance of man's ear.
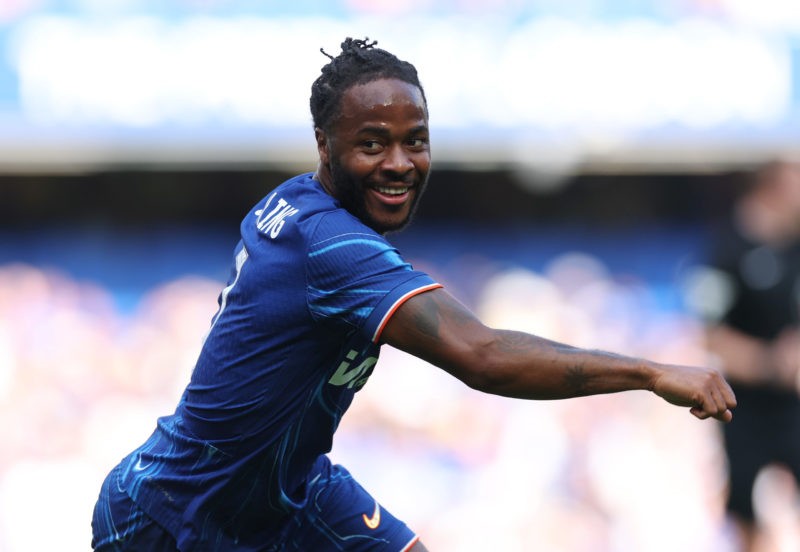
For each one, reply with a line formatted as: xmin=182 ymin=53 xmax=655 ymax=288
xmin=314 ymin=127 xmax=330 ymax=167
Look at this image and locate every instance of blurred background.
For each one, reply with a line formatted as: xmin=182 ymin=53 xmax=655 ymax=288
xmin=1 ymin=1 xmax=800 ymax=551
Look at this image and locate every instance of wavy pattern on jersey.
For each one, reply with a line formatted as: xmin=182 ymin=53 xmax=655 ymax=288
xmin=119 ymin=410 xmax=302 ymax=549
xmin=308 ymin=232 xmax=412 ymax=326
xmin=309 ymin=237 xmax=406 ymax=264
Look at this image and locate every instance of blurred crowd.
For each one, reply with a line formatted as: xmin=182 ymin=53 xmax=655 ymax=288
xmin=0 ymin=264 xmax=222 ymax=551
xmin=0 ymin=245 xmax=796 ymax=551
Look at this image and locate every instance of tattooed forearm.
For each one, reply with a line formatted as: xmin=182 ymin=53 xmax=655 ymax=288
xmin=494 ymin=330 xmax=579 ymax=355
xmin=564 ymin=364 xmax=589 ymax=395
xmin=490 ymin=330 xmax=598 ymax=397
xmin=494 ymin=330 xmax=536 ymax=353
xmin=384 ymin=288 xmax=652 ymax=400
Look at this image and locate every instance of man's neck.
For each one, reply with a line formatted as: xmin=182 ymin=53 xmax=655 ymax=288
xmin=313 ymin=163 xmax=336 ymax=198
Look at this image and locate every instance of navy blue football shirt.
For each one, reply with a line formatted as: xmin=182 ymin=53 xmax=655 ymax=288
xmin=116 ymin=173 xmax=440 ymax=549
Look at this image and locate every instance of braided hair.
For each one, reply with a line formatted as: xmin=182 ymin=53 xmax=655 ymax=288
xmin=310 ymin=37 xmax=427 ymax=132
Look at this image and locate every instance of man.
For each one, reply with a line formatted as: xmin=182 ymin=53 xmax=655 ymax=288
xmin=92 ymin=37 xmax=735 ymax=551
xmin=704 ymin=161 xmax=800 ymax=551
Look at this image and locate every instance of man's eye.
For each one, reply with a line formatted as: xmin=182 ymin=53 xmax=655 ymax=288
xmin=362 ymin=140 xmax=382 ymax=151
xmin=407 ymin=138 xmax=428 ymax=148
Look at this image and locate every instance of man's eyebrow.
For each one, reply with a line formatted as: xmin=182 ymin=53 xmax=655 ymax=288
xmin=356 ymin=124 xmax=429 ymax=137
xmin=356 ymin=126 xmax=391 ymax=138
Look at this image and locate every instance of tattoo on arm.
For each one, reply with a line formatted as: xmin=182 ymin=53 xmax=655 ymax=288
xmin=496 ymin=330 xmax=592 ymax=395
xmin=495 ymin=330 xmax=577 ymax=355
xmin=495 ymin=330 xmax=536 ymax=353
xmin=408 ymin=292 xmax=480 ymax=340
xmin=410 ymin=293 xmax=441 ymax=339
xmin=564 ymin=364 xmax=589 ymax=395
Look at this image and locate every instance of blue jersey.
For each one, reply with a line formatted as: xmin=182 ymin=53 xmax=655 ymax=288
xmin=116 ymin=173 xmax=440 ymax=550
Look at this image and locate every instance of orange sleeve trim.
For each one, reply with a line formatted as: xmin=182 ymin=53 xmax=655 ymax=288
xmin=371 ymin=283 xmax=442 ymax=343
xmin=399 ymin=535 xmax=420 ymax=552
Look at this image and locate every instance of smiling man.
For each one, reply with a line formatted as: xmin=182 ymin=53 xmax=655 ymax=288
xmin=316 ymin=80 xmax=428 ymax=232
xmin=91 ymin=38 xmax=736 ymax=552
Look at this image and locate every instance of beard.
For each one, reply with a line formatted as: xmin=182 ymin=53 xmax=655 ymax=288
xmin=328 ymin=158 xmax=428 ymax=235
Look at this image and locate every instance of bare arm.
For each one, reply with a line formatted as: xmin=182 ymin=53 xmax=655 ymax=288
xmin=382 ymin=287 xmax=736 ymax=421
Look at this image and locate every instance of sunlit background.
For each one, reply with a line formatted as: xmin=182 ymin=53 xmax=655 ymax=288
xmin=2 ymin=1 xmax=800 ymax=551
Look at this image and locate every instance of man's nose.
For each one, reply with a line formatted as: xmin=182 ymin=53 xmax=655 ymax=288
xmin=381 ymin=144 xmax=414 ymax=176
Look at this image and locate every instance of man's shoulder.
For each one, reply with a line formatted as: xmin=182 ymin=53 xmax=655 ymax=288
xmin=267 ymin=174 xmax=358 ymax=221
xmin=273 ymin=175 xmax=378 ymax=240
xmin=244 ymin=173 xmax=379 ymax=249
xmin=247 ymin=173 xmax=335 ymax=238
xmin=263 ymin=172 xmax=330 ymax=215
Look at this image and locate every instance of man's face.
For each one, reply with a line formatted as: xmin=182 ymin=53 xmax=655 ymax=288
xmin=317 ymin=78 xmax=431 ymax=234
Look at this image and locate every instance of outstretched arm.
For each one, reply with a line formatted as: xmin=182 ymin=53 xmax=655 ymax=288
xmin=381 ymin=287 xmax=735 ymax=422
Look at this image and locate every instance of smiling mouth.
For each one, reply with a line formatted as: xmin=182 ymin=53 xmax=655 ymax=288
xmin=374 ymin=185 xmax=410 ymax=195
xmin=369 ymin=184 xmax=413 ymax=207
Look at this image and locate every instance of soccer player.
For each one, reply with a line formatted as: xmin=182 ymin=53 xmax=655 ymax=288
xmin=91 ymin=38 xmax=736 ymax=551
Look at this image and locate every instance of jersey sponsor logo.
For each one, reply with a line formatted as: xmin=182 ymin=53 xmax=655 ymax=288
xmin=362 ymin=500 xmax=381 ymax=530
xmin=328 ymin=349 xmax=378 ymax=389
xmin=255 ymin=192 xmax=299 ymax=239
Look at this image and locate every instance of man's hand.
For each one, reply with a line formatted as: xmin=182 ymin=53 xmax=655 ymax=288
xmin=651 ymin=364 xmax=737 ymax=422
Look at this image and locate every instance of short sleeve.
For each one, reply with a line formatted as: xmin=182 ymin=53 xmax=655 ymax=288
xmin=306 ymin=213 xmax=439 ymax=342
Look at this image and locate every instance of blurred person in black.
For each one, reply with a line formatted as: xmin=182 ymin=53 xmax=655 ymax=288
xmin=705 ymin=160 xmax=800 ymax=551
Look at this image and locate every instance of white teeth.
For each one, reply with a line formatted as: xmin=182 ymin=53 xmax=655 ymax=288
xmin=376 ymin=186 xmax=408 ymax=195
